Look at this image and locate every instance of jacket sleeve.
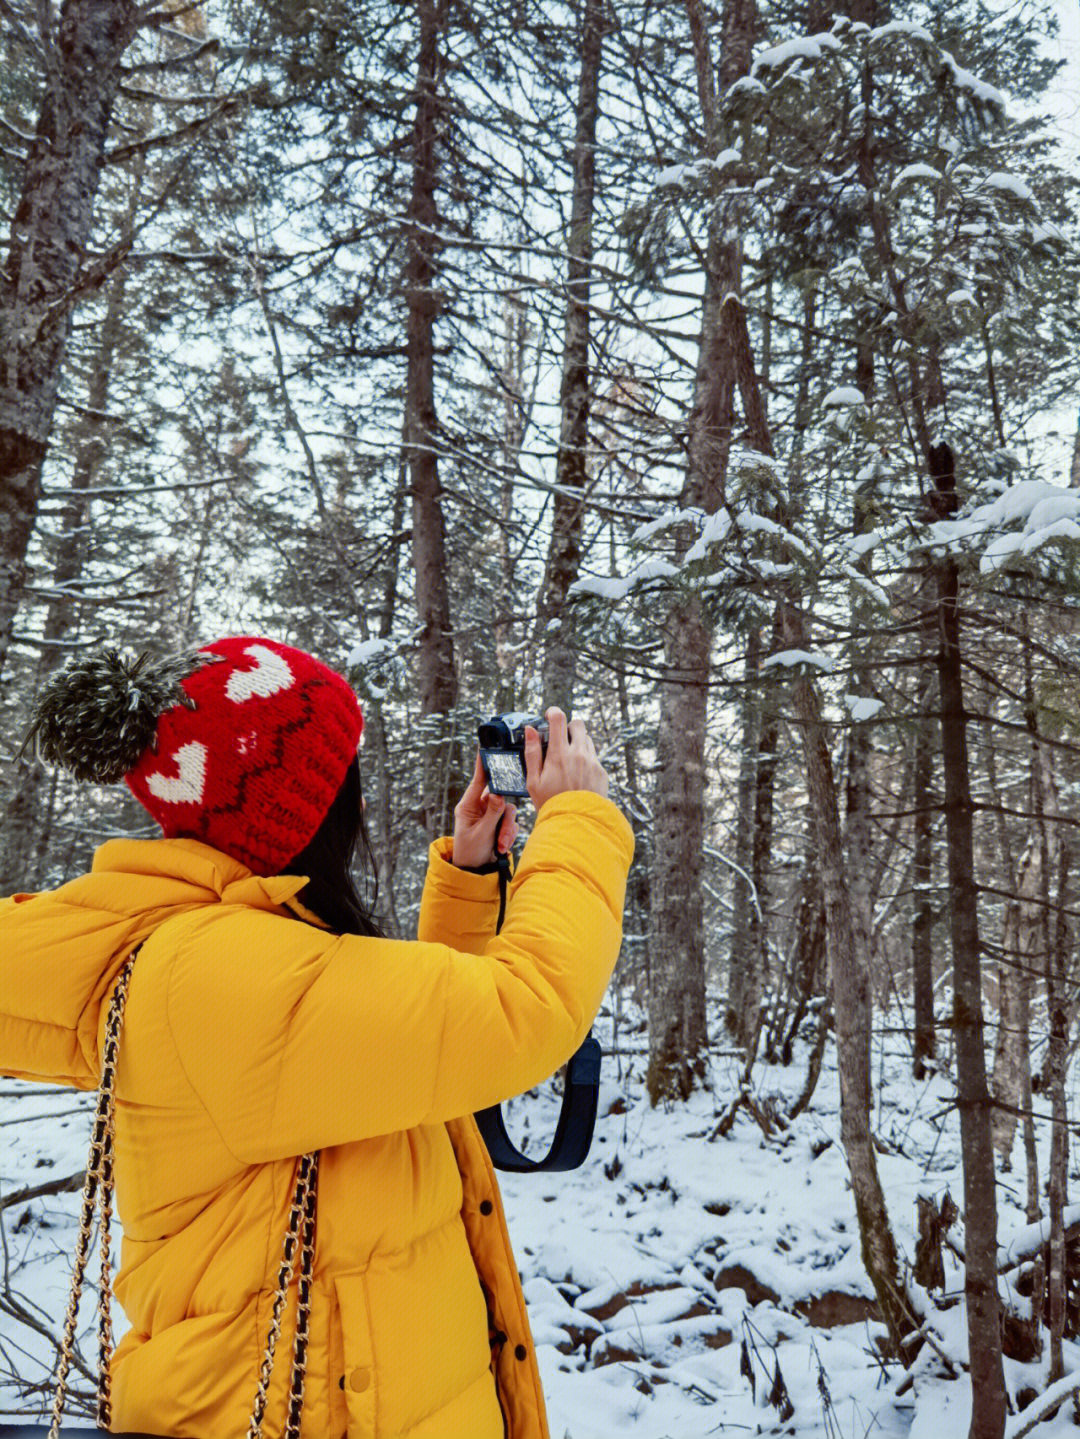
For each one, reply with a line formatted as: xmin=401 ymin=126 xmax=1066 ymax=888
xmin=417 ymin=837 xmax=506 ymax=954
xmin=165 ymin=791 xmax=634 ymax=1163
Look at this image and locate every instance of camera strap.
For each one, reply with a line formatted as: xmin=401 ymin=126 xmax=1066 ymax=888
xmin=473 ymin=850 xmax=602 ymax=1172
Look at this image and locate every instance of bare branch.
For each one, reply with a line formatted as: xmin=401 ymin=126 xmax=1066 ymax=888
xmin=0 ymin=1172 xmax=85 ymax=1213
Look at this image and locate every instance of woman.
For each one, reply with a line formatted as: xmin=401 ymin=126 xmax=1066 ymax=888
xmin=1 ymin=635 xmax=634 ymax=1438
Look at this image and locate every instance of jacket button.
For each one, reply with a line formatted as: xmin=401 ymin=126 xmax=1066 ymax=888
xmin=479 ymin=1199 xmax=493 ymax=1215
xmin=514 ymin=1344 xmax=527 ymax=1361
xmin=349 ymin=1366 xmax=371 ymax=1392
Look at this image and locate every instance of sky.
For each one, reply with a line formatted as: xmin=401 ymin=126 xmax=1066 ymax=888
xmin=1051 ymin=0 xmax=1080 ymax=133
xmin=1015 ymin=2 xmax=1080 ymax=479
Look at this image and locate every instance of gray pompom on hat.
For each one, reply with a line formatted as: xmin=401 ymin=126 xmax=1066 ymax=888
xmin=22 ymin=648 xmax=213 ymax=784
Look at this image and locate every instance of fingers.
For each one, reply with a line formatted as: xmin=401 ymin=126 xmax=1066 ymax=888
xmin=568 ymin=717 xmax=589 ymax=750
xmin=460 ymin=749 xmax=486 ymax=805
xmin=524 ymin=724 xmax=543 ymax=791
xmin=546 ymin=706 xmax=568 ymax=756
xmin=498 ymin=803 xmax=518 ymax=852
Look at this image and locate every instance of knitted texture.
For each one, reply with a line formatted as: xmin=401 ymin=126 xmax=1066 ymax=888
xmin=120 ymin=637 xmax=363 ymax=875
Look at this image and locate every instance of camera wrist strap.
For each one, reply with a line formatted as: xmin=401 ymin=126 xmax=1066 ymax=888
xmin=473 ymin=850 xmax=602 ymax=1173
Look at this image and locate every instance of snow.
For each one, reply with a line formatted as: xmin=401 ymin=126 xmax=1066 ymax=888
xmin=729 ymin=445 xmax=783 ymax=475
xmin=1004 ymin=1371 xmax=1080 ymax=1438
xmin=920 ymin=480 xmax=1080 ymax=574
xmin=728 ymin=76 xmax=766 ymax=98
xmin=746 ymin=559 xmax=794 ymax=579
xmin=822 ymin=385 xmax=868 ymax=408
xmin=983 ymin=172 xmax=1036 ymax=203
xmin=569 ymin=559 xmax=680 ymax=603
xmin=733 ymin=509 xmax=817 ymax=563
xmin=5 ymin=999 xmax=1080 ymax=1436
xmin=652 ymin=154 xmax=740 ymax=190
xmin=568 ymin=574 xmax=634 ymax=601
xmin=892 ymin=163 xmax=944 ymax=189
xmin=843 ymin=694 xmax=885 ymax=721
xmin=685 ymin=510 xmax=733 ymax=563
xmin=347 ymin=637 xmax=397 ymax=666
xmin=630 ymin=508 xmax=703 ymax=545
xmin=762 ymin=649 xmax=834 ymax=672
xmin=1031 ymin=221 xmax=1066 ymax=245
xmin=869 ymin=20 xmax=935 ymax=47
xmin=751 ymin=32 xmax=843 ymax=75
xmin=847 ymin=529 xmax=885 ymax=560
xmin=939 ymin=52 xmax=1007 ymax=111
xmin=998 ymin=1204 xmax=1080 ymax=1269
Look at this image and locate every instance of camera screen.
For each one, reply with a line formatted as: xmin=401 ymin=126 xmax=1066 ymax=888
xmin=483 ymin=750 xmax=527 ymax=795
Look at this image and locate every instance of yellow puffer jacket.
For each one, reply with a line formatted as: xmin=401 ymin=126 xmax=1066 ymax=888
xmin=1 ymin=790 xmax=633 ymax=1438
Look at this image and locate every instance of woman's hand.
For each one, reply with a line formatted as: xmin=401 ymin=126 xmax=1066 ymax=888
xmin=452 ymin=751 xmax=519 ymax=868
xmin=524 ymin=707 xmax=609 ymax=811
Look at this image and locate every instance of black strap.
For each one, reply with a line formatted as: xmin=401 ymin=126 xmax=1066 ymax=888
xmin=472 ymin=834 xmax=601 ymax=1172
xmin=0 ymin=1428 xmax=163 ymax=1436
xmin=473 ymin=1032 xmax=601 ymax=1172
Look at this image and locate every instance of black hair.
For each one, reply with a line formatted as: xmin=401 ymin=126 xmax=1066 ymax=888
xmin=279 ymin=753 xmax=384 ymax=937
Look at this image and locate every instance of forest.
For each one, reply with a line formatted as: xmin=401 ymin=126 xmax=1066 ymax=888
xmin=2 ymin=1 xmax=1080 ymax=1437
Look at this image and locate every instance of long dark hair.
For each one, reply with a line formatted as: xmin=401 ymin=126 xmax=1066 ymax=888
xmin=279 ymin=753 xmax=384 ymax=936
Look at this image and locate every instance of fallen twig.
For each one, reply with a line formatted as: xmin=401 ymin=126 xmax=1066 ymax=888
xmin=1005 ymin=1371 xmax=1080 ymax=1439
xmin=1 ymin=1173 xmax=85 ymax=1213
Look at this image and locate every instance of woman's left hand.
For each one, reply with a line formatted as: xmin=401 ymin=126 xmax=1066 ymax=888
xmin=452 ymin=751 xmax=519 ymax=868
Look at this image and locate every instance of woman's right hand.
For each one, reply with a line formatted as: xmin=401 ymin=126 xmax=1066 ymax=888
xmin=524 ymin=707 xmax=609 ymax=810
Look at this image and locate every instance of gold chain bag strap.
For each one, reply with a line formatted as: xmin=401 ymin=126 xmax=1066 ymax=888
xmin=46 ymin=948 xmax=320 ymax=1439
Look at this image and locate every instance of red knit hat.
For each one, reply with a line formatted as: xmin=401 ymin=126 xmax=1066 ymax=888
xmin=116 ymin=637 xmax=363 ymax=874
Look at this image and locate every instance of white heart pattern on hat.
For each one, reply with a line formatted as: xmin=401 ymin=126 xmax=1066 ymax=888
xmin=225 ymin=643 xmax=295 ymax=703
xmin=145 ymin=741 xmax=208 ymax=805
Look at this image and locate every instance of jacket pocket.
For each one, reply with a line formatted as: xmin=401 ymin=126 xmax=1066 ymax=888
xmin=327 ymin=1275 xmax=349 ymax=1436
xmin=333 ymin=1271 xmax=376 ymax=1438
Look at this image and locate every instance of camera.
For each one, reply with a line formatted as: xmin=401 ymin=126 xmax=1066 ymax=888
xmin=477 ymin=713 xmax=549 ymax=799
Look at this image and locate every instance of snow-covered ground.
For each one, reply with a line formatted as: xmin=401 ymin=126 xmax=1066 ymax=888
xmin=3 ymin=995 xmax=1079 ymax=1437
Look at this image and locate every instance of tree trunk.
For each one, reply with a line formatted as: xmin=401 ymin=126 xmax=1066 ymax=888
xmin=844 ymin=474 xmax=878 ymax=1032
xmin=727 ymin=624 xmax=763 ymax=1046
xmin=644 ymin=220 xmax=729 ymax=1098
xmin=0 ymin=167 xmax=137 ymax=892
xmin=536 ymin=0 xmax=604 ymax=714
xmin=779 ymin=856 xmax=826 ymax=1067
xmin=614 ymin=593 xmax=650 ymax=1008
xmin=495 ymin=288 xmax=529 ymax=710
xmin=406 ymin=0 xmax=458 ymax=837
xmin=646 ymin=597 xmax=712 ymax=1104
xmin=678 ymin=0 xmax=910 ymax=1352
xmin=367 ymin=460 xmax=409 ymax=937
xmin=911 ymin=599 xmax=937 ymax=1078
xmin=0 ymin=0 xmax=139 ymax=681
xmin=936 ymin=550 xmax=1006 ymax=1439
xmin=782 ymin=601 xmax=911 ymax=1358
xmin=1047 ymin=838 xmax=1070 ymax=1382
xmin=749 ymin=668 xmax=779 ymax=1043
xmin=646 ymin=0 xmax=750 ymax=1105
xmin=991 ymin=841 xmax=1038 ymax=1169
xmin=1029 ymin=704 xmax=1069 ymax=1383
